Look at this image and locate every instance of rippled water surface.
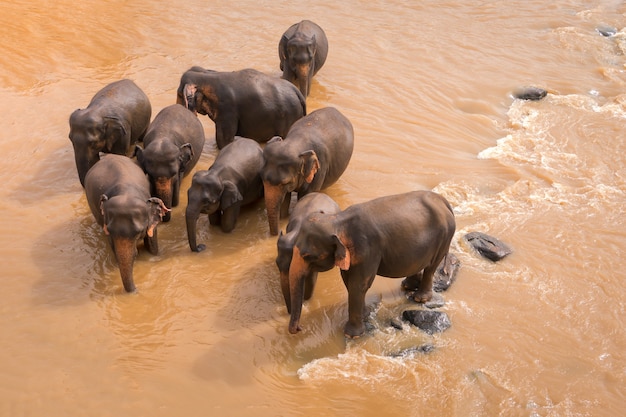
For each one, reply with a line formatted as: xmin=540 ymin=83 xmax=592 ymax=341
xmin=1 ymin=1 xmax=625 ymax=416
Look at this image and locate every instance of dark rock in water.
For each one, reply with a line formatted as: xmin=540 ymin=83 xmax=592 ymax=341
xmin=596 ymin=25 xmax=617 ymax=37
xmin=433 ymin=253 xmax=461 ymax=292
xmin=464 ymin=231 xmax=512 ymax=262
xmin=512 ymin=86 xmax=548 ymax=101
xmin=390 ymin=317 xmax=404 ymax=330
xmin=402 ymin=310 xmax=451 ymax=334
xmin=388 ymin=344 xmax=435 ymax=357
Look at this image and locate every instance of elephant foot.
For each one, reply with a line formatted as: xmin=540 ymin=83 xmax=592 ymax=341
xmin=411 ymin=290 xmax=433 ymax=304
xmin=401 ymin=274 xmax=422 ymax=291
xmin=343 ymin=321 xmax=366 ymax=339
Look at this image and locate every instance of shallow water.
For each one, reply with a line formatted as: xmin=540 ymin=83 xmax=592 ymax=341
xmin=1 ymin=1 xmax=625 ymax=416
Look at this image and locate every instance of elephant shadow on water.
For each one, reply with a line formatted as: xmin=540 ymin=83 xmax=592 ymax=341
xmin=13 ymin=144 xmax=82 ymax=206
xmin=190 ymin=254 xmax=358 ymax=382
xmin=30 ymin=210 xmax=121 ymax=307
xmin=31 ymin=188 xmax=172 ymax=306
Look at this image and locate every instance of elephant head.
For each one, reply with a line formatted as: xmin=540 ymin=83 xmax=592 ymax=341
xmin=280 ymin=33 xmax=318 ymax=97
xmin=135 ymin=142 xmax=194 ymax=222
xmin=186 ymin=170 xmax=243 ymax=252
xmin=99 ymin=194 xmax=169 ymax=292
xmin=287 ymin=213 xmax=345 ymax=333
xmin=69 ymin=109 xmax=128 ymax=186
xmin=261 ymin=137 xmax=320 ymax=235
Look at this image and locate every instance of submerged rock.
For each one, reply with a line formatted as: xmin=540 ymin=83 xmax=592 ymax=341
xmin=512 ymin=86 xmax=548 ymax=101
xmin=464 ymin=231 xmax=512 ymax=262
xmin=433 ymin=253 xmax=461 ymax=292
xmin=402 ymin=310 xmax=451 ymax=334
xmin=596 ymin=25 xmax=617 ymax=37
xmin=388 ymin=344 xmax=435 ymax=357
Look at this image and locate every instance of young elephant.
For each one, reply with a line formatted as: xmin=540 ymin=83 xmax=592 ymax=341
xmin=69 ymin=79 xmax=151 ymax=186
xmin=176 ymin=66 xmax=306 ymax=149
xmin=186 ymin=137 xmax=265 ymax=252
xmin=84 ymin=154 xmax=169 ymax=293
xmin=261 ymin=107 xmax=354 ymax=236
xmin=276 ymin=192 xmax=340 ymax=313
xmin=279 ymin=20 xmax=329 ymax=98
xmin=135 ymin=104 xmax=206 ymax=222
xmin=287 ymin=190 xmax=456 ymax=338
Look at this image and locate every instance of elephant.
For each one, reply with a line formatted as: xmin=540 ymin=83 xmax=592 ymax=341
xmin=135 ymin=104 xmax=206 ymax=222
xmin=276 ymin=192 xmax=340 ymax=313
xmin=261 ymin=106 xmax=354 ymax=236
xmin=186 ymin=137 xmax=265 ymax=252
xmin=69 ymin=79 xmax=152 ymax=186
xmin=286 ymin=190 xmax=456 ymax=338
xmin=176 ymin=66 xmax=306 ymax=150
xmin=84 ymin=154 xmax=169 ymax=293
xmin=279 ymin=20 xmax=329 ymax=98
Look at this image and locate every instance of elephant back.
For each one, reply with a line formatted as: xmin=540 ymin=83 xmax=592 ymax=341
xmin=84 ymin=154 xmax=150 ymax=225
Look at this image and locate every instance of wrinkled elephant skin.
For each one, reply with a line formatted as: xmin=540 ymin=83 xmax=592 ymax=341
xmin=261 ymin=107 xmax=354 ymax=236
xmin=176 ymin=66 xmax=306 ymax=149
xmin=84 ymin=154 xmax=169 ymax=292
xmin=186 ymin=137 xmax=264 ymax=252
xmin=135 ymin=104 xmax=205 ymax=222
xmin=279 ymin=20 xmax=329 ymax=98
xmin=287 ymin=191 xmax=456 ymax=338
xmin=69 ymin=79 xmax=151 ymax=186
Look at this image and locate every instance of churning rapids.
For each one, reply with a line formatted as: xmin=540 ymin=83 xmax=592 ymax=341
xmin=1 ymin=1 xmax=625 ymax=416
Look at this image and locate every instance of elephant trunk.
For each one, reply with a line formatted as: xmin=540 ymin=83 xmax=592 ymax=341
xmin=264 ymin=181 xmax=285 ymax=236
xmin=280 ymin=269 xmax=291 ymax=314
xmin=74 ymin=150 xmax=97 ymax=187
xmin=155 ymin=177 xmax=173 ymax=222
xmin=287 ymin=246 xmax=308 ymax=334
xmin=112 ymin=236 xmax=138 ymax=293
xmin=295 ymin=64 xmax=311 ymax=98
xmin=185 ymin=204 xmax=203 ymax=252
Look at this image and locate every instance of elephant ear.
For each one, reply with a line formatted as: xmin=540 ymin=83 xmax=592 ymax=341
xmin=146 ymin=197 xmax=170 ymax=237
xmin=267 ymin=135 xmax=283 ymax=145
xmin=221 ymin=180 xmax=243 ymax=209
xmin=99 ymin=194 xmax=110 ymax=235
xmin=299 ymin=150 xmax=320 ymax=183
xmin=279 ymin=34 xmax=289 ymax=67
xmin=183 ymin=84 xmax=197 ymax=111
xmin=332 ymin=234 xmax=350 ymax=270
xmin=178 ymin=143 xmax=194 ymax=173
xmin=103 ymin=117 xmax=127 ymax=151
xmin=133 ymin=145 xmax=146 ymax=170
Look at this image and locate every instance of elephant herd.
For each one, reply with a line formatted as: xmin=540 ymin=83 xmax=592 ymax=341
xmin=69 ymin=20 xmax=456 ymax=338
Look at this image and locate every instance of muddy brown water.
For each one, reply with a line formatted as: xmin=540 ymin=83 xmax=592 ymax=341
xmin=1 ymin=1 xmax=625 ymax=416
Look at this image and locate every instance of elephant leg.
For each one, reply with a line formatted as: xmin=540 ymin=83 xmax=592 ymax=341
xmin=144 ymin=227 xmax=159 ymax=255
xmin=209 ymin=211 xmax=221 ymax=226
xmin=342 ymin=271 xmax=376 ymax=338
xmin=303 ymin=271 xmax=318 ymax=301
xmin=280 ymin=192 xmax=291 ymax=218
xmin=171 ymin=177 xmax=181 ymax=207
xmin=220 ymin=204 xmax=241 ymax=233
xmin=401 ymin=271 xmax=423 ymax=291
xmin=215 ymin=121 xmax=238 ymax=150
xmin=411 ymin=266 xmax=435 ymax=303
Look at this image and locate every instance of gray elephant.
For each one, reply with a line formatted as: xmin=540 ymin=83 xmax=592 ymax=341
xmin=84 ymin=154 xmax=169 ymax=293
xmin=135 ymin=104 xmax=205 ymax=222
xmin=186 ymin=137 xmax=265 ymax=252
xmin=69 ymin=79 xmax=152 ymax=186
xmin=286 ymin=190 xmax=456 ymax=338
xmin=276 ymin=192 xmax=340 ymax=313
xmin=176 ymin=66 xmax=306 ymax=149
xmin=261 ymin=107 xmax=354 ymax=236
xmin=279 ymin=20 xmax=329 ymax=97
